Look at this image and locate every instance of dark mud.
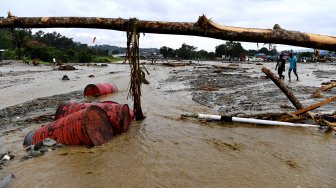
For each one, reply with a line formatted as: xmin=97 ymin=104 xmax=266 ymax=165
xmin=0 ymin=91 xmax=83 ymax=132
xmin=163 ymin=62 xmax=336 ymax=115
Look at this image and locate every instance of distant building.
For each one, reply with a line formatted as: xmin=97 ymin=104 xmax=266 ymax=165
xmin=254 ymin=53 xmax=266 ymax=59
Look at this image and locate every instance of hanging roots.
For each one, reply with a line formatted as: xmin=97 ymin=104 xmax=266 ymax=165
xmin=126 ymin=18 xmax=145 ymax=120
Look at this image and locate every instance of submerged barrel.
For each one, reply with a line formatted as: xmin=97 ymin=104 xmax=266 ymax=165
xmin=84 ymin=83 xmax=118 ymax=97
xmin=23 ymin=106 xmax=113 ymax=147
xmin=55 ymin=102 xmax=131 ymax=135
xmin=102 ymin=101 xmax=134 ymax=121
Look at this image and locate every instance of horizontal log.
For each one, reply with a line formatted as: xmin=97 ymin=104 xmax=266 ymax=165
xmin=0 ymin=15 xmax=335 ymax=50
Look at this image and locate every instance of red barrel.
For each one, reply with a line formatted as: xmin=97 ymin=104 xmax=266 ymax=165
xmin=55 ymin=102 xmax=131 ymax=135
xmin=102 ymin=101 xmax=134 ymax=121
xmin=24 ymin=106 xmax=113 ymax=146
xmin=84 ymin=83 xmax=118 ymax=97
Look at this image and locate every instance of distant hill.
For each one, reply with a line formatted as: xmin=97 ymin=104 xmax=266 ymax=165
xmin=93 ymin=44 xmax=160 ymax=54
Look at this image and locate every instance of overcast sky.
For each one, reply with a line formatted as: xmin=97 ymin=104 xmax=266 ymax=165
xmin=1 ymin=0 xmax=335 ymax=52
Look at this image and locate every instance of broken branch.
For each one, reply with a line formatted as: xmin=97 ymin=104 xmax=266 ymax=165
xmin=292 ymin=96 xmax=336 ymax=115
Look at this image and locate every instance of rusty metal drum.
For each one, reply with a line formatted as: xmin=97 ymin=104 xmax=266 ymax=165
xmin=23 ymin=106 xmax=113 ymax=146
xmin=55 ymin=102 xmax=131 ymax=135
xmin=84 ymin=83 xmax=118 ymax=97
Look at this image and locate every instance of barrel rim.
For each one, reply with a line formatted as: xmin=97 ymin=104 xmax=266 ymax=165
xmin=83 ymin=106 xmax=114 ymax=146
xmin=84 ymin=83 xmax=118 ymax=97
xmin=84 ymin=84 xmax=99 ymax=97
xmin=23 ymin=130 xmax=36 ymax=147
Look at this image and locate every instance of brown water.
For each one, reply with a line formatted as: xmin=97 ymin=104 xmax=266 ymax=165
xmin=1 ymin=61 xmax=336 ymax=187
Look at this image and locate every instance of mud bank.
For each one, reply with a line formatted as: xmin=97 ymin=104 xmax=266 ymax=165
xmin=1 ymin=60 xmax=336 ymax=188
xmin=162 ymin=61 xmax=336 ymax=115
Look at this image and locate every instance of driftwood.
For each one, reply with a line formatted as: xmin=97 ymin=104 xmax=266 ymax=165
xmin=312 ymin=82 xmax=336 ymax=98
xmin=259 ymin=67 xmax=336 ymax=131
xmin=292 ymin=96 xmax=336 ymax=115
xmin=162 ymin=62 xmax=192 ymax=67
xmin=262 ymin=67 xmax=304 ymax=110
xmin=240 ymin=112 xmax=307 ymax=123
xmin=307 ymin=112 xmax=336 ymax=132
xmin=0 ymin=15 xmax=335 ymax=50
xmin=261 ymin=67 xmax=335 ymax=131
xmin=212 ymin=65 xmax=237 ymax=69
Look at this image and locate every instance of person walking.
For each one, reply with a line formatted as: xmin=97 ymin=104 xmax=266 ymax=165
xmin=275 ymin=54 xmax=285 ymax=79
xmin=53 ymin=57 xmax=56 ymax=65
xmin=288 ymin=53 xmax=299 ymax=82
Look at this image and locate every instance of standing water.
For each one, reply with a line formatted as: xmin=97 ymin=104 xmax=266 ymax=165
xmin=0 ymin=61 xmax=335 ymax=187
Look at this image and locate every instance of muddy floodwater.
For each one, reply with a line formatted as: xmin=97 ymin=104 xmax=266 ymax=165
xmin=0 ymin=60 xmax=336 ymax=187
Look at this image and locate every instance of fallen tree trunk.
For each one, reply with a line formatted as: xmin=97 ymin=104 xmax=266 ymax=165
xmin=292 ymin=96 xmax=336 ymax=115
xmin=262 ymin=67 xmax=304 ymax=110
xmin=0 ymin=15 xmax=336 ymax=50
xmin=262 ymin=67 xmax=335 ymax=131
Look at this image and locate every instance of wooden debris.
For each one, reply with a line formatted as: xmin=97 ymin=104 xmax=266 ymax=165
xmin=58 ymin=65 xmax=76 ymax=70
xmin=262 ymin=67 xmax=304 ymax=110
xmin=162 ymin=62 xmax=191 ymax=67
xmin=292 ymin=96 xmax=336 ymax=115
xmin=307 ymin=112 xmax=336 ymax=132
xmin=311 ymin=82 xmax=336 ymax=98
xmin=212 ymin=65 xmax=237 ymax=69
xmin=1 ymin=15 xmax=336 ymax=50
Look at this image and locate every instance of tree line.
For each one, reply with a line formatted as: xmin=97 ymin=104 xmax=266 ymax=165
xmin=159 ymin=41 xmax=282 ymax=60
xmin=0 ymin=28 xmax=111 ymax=63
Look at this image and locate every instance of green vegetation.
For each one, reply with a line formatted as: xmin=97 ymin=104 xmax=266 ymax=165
xmin=0 ymin=29 xmax=116 ymax=63
xmin=160 ymin=43 xmax=215 ymax=60
xmin=215 ymin=41 xmax=245 ymax=59
xmin=26 ymin=59 xmax=50 ymax=65
xmin=92 ymin=56 xmax=124 ymax=63
xmin=159 ymin=42 xmax=280 ymax=61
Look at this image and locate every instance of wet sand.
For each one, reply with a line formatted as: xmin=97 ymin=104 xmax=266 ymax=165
xmin=0 ymin=60 xmax=336 ymax=187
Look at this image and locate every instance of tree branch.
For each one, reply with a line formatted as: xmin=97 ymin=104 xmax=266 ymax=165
xmin=0 ymin=15 xmax=335 ymax=50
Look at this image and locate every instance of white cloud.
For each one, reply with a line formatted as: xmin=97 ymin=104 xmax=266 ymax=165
xmin=1 ymin=0 xmax=335 ymax=52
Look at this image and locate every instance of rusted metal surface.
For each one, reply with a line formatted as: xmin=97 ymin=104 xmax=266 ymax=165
xmin=84 ymin=83 xmax=118 ymax=97
xmin=24 ymin=106 xmax=113 ymax=146
xmin=55 ymin=102 xmax=131 ymax=135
